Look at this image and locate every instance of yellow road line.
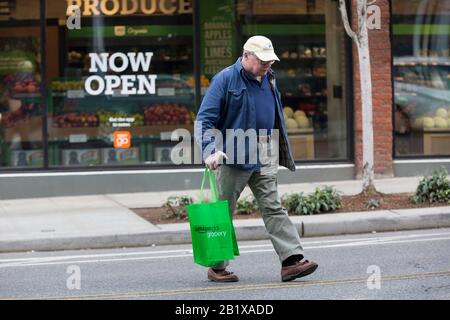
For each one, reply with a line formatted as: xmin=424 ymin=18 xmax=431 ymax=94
xmin=5 ymin=269 xmax=450 ymax=300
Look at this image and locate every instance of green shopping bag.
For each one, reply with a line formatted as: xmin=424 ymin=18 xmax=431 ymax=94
xmin=187 ymin=168 xmax=239 ymax=267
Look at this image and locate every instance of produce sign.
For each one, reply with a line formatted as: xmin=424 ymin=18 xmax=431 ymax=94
xmin=85 ymin=52 xmax=157 ymax=96
xmin=66 ymin=0 xmax=192 ymax=17
xmin=200 ymin=0 xmax=236 ymax=78
xmin=98 ymin=111 xmax=144 ymax=127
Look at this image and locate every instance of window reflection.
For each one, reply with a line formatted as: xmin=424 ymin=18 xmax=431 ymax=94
xmin=0 ymin=0 xmax=43 ymax=168
xmin=393 ymin=0 xmax=450 ymax=156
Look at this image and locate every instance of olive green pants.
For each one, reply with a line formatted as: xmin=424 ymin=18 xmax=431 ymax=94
xmin=211 ymin=164 xmax=304 ymax=270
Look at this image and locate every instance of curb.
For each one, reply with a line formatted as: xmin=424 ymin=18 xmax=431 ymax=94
xmin=1 ymin=207 xmax=450 ymax=253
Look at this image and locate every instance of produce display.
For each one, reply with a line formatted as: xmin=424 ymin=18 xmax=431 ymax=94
xmin=53 ymin=112 xmax=99 ymax=128
xmin=48 ymin=106 xmax=195 ymax=128
xmin=291 ymin=83 xmax=327 ymax=97
xmin=412 ymin=107 xmax=450 ymax=130
xmin=280 ymin=63 xmax=327 ymax=98
xmin=186 ymin=75 xmax=210 ymax=88
xmin=67 ymin=51 xmax=84 ymax=64
xmin=312 ymin=66 xmax=327 ymax=77
xmin=280 ymin=46 xmax=326 ymax=59
xmin=298 ymin=102 xmax=317 ymax=114
xmin=283 ymin=106 xmax=294 ymax=118
xmin=154 ymin=48 xmax=191 ymax=61
xmin=144 ymin=103 xmax=193 ymax=125
xmin=3 ymin=74 xmax=39 ymax=94
xmin=283 ymin=106 xmax=312 ymax=130
xmin=51 ymin=80 xmax=84 ymax=92
xmin=276 ymin=39 xmax=328 ymax=135
xmin=1 ymin=101 xmax=41 ymax=127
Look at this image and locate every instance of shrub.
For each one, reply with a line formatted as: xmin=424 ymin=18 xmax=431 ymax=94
xmin=163 ymin=195 xmax=194 ymax=220
xmin=235 ymin=196 xmax=259 ymax=215
xmin=281 ymin=192 xmax=308 ymax=213
xmin=308 ymin=186 xmax=342 ymax=214
xmin=281 ymin=186 xmax=342 ymax=215
xmin=294 ymin=193 xmax=315 ymax=215
xmin=412 ymin=167 xmax=450 ymax=204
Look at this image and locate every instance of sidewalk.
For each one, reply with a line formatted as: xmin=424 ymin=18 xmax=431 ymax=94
xmin=1 ymin=176 xmax=450 ymax=253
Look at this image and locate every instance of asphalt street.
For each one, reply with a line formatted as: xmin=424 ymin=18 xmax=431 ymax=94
xmin=1 ymin=228 xmax=450 ymax=300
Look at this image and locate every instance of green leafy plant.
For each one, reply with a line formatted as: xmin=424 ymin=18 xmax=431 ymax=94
xmin=366 ymin=198 xmax=380 ymax=210
xmin=281 ymin=192 xmax=308 ymax=213
xmin=308 ymin=186 xmax=342 ymax=214
xmin=295 ymin=194 xmax=316 ymax=215
xmin=163 ymin=195 xmax=194 ymax=220
xmin=235 ymin=196 xmax=259 ymax=215
xmin=281 ymin=186 xmax=342 ymax=215
xmin=412 ymin=167 xmax=450 ymax=204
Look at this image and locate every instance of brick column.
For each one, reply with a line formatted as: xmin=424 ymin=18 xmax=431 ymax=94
xmin=352 ymin=0 xmax=393 ymax=179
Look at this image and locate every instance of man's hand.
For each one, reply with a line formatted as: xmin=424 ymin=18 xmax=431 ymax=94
xmin=205 ymin=151 xmax=228 ymax=170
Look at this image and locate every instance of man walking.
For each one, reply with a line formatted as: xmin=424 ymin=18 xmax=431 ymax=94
xmin=195 ymin=35 xmax=318 ymax=282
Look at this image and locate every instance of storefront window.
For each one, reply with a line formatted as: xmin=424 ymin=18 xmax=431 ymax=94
xmin=200 ymin=0 xmax=350 ymax=161
xmin=46 ymin=0 xmax=194 ymax=167
xmin=393 ymin=0 xmax=450 ymax=157
xmin=0 ymin=0 xmax=44 ymax=169
xmin=0 ymin=0 xmax=351 ymax=171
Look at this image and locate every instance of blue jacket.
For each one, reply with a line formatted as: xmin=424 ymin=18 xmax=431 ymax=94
xmin=195 ymin=58 xmax=296 ymax=172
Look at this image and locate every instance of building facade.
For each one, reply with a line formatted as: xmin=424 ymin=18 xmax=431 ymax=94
xmin=0 ymin=0 xmax=449 ymax=198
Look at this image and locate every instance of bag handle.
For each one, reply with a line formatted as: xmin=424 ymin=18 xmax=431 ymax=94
xmin=198 ymin=168 xmax=218 ymax=203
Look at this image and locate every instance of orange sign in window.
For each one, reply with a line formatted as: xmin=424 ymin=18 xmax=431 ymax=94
xmin=114 ymin=131 xmax=131 ymax=149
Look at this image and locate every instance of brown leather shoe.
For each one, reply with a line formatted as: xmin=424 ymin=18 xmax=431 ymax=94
xmin=281 ymin=260 xmax=318 ymax=282
xmin=207 ymin=268 xmax=239 ymax=282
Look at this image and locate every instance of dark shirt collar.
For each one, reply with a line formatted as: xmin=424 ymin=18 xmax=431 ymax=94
xmin=236 ymin=58 xmax=268 ymax=85
xmin=242 ymin=68 xmax=263 ymax=83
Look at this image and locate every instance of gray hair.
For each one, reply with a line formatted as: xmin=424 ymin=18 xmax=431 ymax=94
xmin=243 ymin=50 xmax=255 ymax=57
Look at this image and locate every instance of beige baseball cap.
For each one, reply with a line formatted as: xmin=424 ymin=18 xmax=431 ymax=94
xmin=243 ymin=35 xmax=280 ymax=62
